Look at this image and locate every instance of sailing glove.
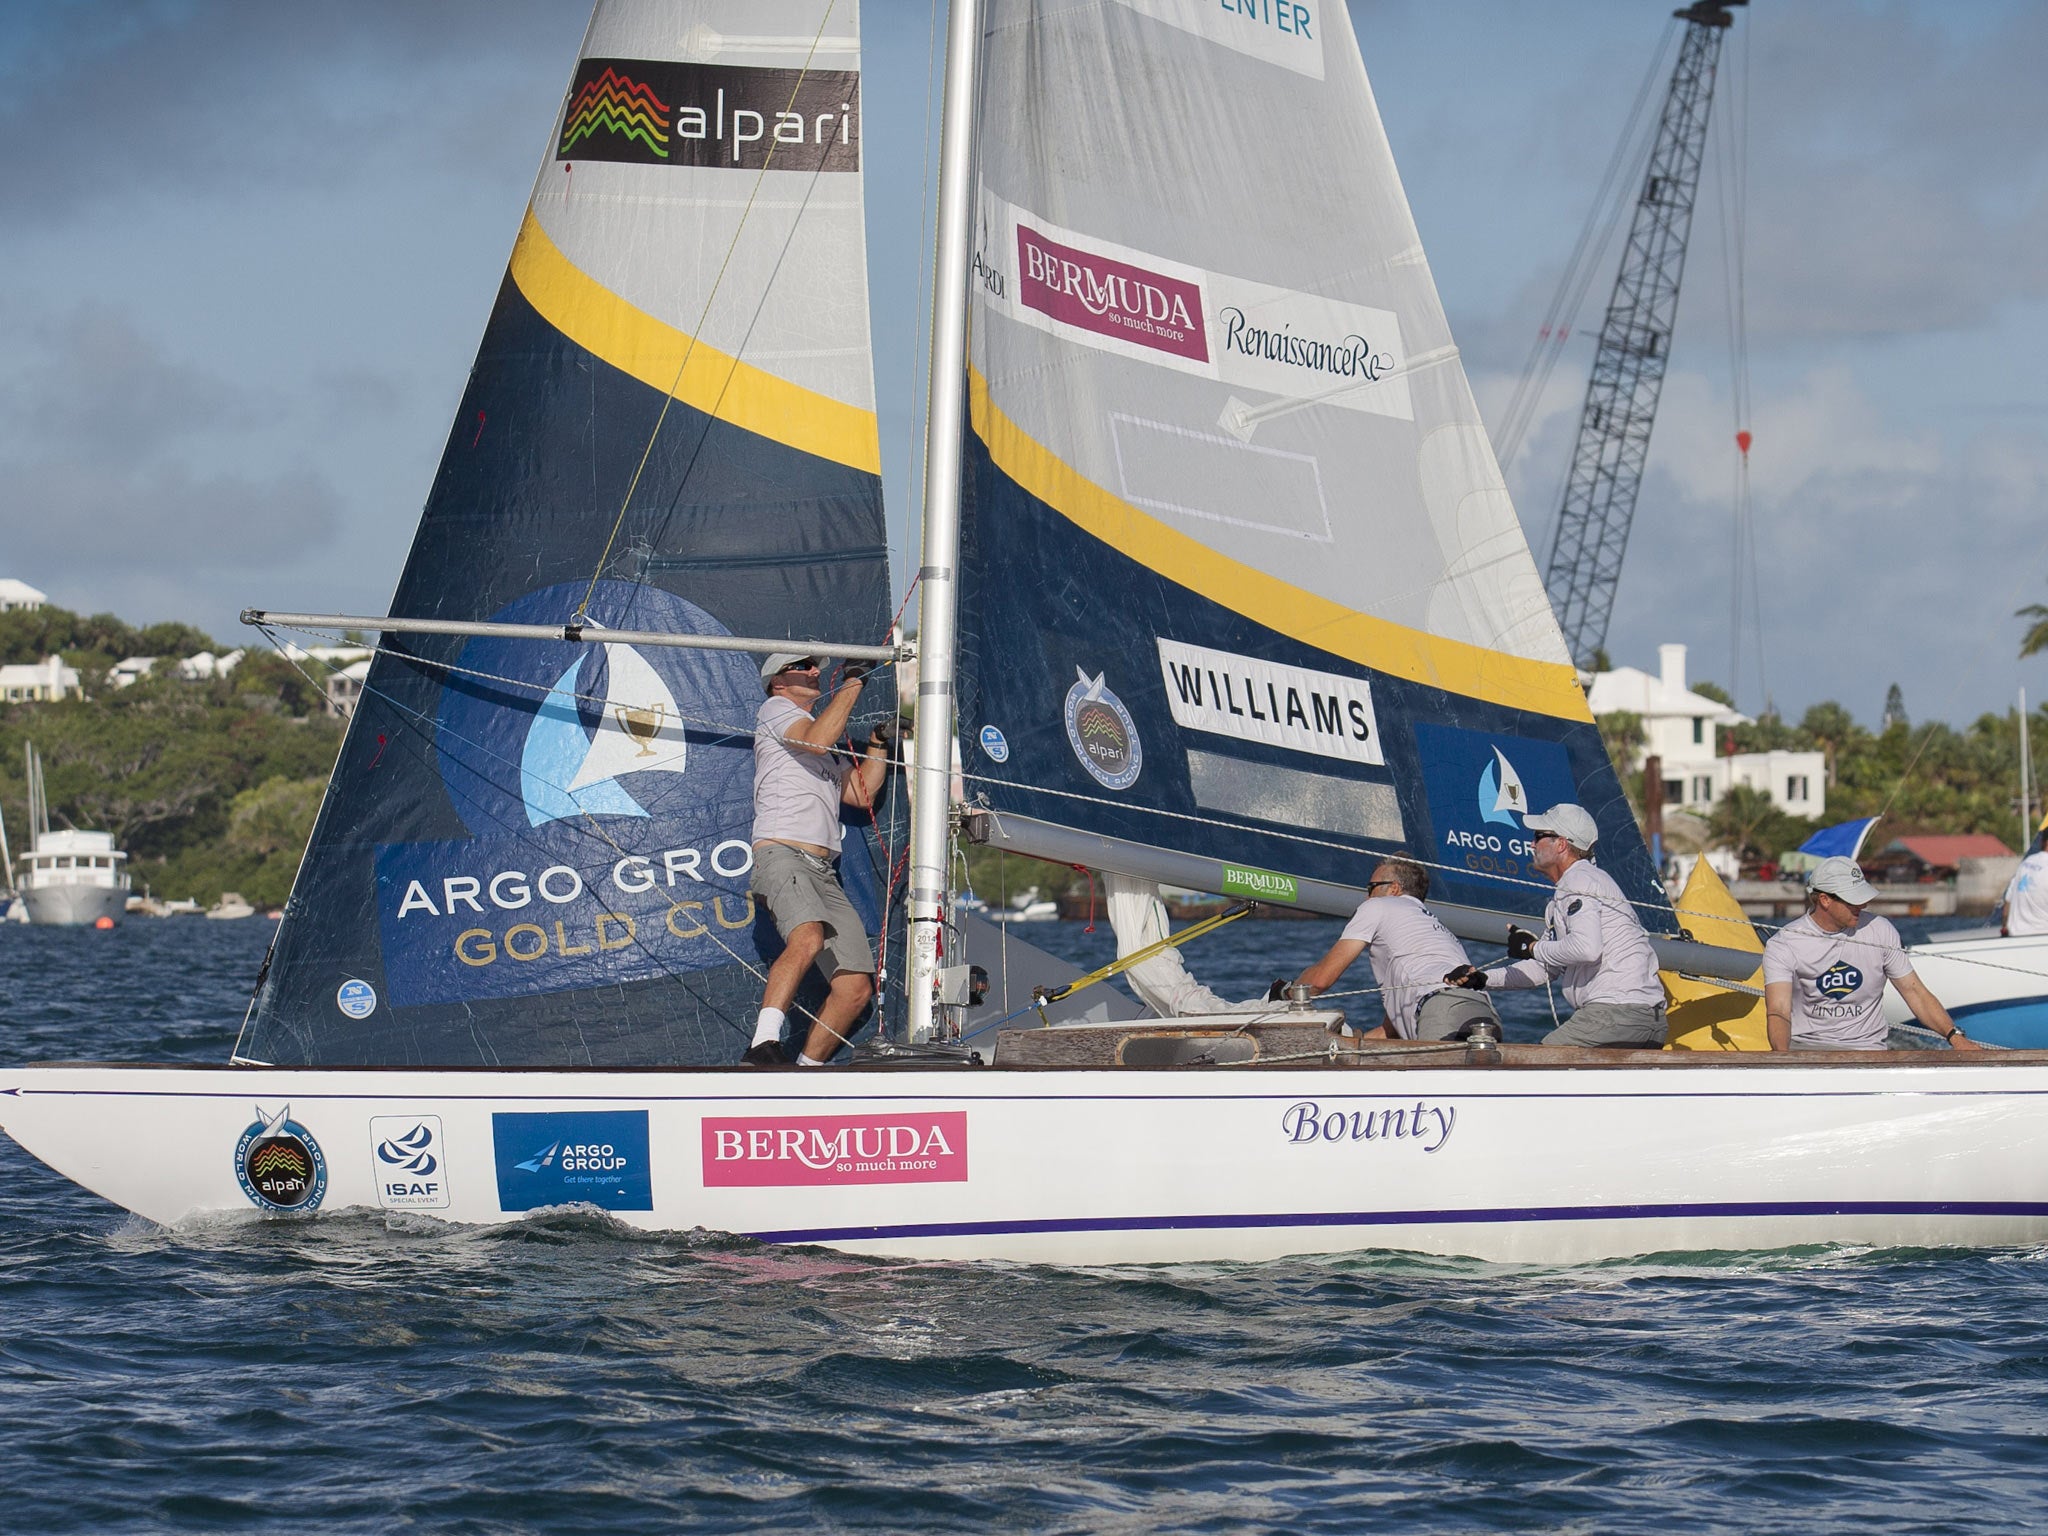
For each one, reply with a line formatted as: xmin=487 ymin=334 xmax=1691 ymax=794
xmin=1444 ymin=965 xmax=1487 ymax=991
xmin=867 ymin=719 xmax=896 ymax=752
xmin=1266 ymin=979 xmax=1291 ymax=1001
xmin=840 ymin=658 xmax=877 ymax=683
xmin=1506 ymin=926 xmax=1537 ymax=961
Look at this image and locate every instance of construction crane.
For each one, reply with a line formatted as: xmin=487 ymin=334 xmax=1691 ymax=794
xmin=1542 ymin=0 xmax=1745 ymax=672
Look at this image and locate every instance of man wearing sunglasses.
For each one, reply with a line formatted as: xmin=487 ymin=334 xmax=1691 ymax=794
xmin=1452 ymin=802 xmax=1667 ymax=1048
xmin=1761 ymin=856 xmax=1982 ymax=1052
xmin=742 ymin=651 xmax=895 ymax=1066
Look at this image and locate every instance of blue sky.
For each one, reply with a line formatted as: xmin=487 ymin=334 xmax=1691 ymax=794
xmin=0 ymin=0 xmax=2042 ymax=731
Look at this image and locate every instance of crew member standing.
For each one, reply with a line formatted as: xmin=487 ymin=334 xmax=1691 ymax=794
xmin=2002 ymin=822 xmax=2048 ymax=937
xmin=1291 ymin=857 xmax=1499 ymax=1041
xmin=1463 ymin=803 xmax=1667 ymax=1048
xmin=1763 ymin=856 xmax=1984 ymax=1052
xmin=742 ymin=653 xmax=893 ymax=1067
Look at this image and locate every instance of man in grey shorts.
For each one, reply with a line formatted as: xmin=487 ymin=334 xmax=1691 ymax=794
xmin=742 ymin=652 xmax=893 ymax=1066
xmin=1289 ymin=856 xmax=1500 ymax=1042
xmin=1457 ymin=802 xmax=1667 ymax=1048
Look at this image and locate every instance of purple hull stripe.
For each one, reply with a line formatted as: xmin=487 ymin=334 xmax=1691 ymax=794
xmin=748 ymin=1199 xmax=2048 ymax=1247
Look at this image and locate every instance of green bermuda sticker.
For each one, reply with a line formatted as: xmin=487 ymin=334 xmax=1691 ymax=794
xmin=1221 ymin=864 xmax=1298 ymax=904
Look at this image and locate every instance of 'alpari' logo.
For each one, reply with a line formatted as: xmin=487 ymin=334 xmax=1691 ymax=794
xmin=1478 ymin=748 xmax=1528 ymax=827
xmin=1064 ymin=668 xmax=1142 ymax=791
xmin=560 ymin=67 xmax=671 ymax=159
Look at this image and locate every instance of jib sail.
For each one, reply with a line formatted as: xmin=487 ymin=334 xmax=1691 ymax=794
xmin=240 ymin=0 xmax=894 ymax=1067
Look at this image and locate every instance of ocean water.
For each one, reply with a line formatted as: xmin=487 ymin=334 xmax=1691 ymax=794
xmin=7 ymin=916 xmax=2048 ymax=1533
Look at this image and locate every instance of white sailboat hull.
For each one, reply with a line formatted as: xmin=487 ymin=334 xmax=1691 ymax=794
xmin=8 ymin=1059 xmax=2048 ymax=1264
xmin=1885 ymin=933 xmax=2048 ymax=1047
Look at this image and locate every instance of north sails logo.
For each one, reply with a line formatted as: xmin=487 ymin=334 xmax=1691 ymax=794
xmin=560 ymin=67 xmax=671 ymax=158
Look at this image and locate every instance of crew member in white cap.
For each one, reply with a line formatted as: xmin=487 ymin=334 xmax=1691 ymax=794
xmin=2001 ymin=821 xmax=2048 ymax=937
xmin=742 ymin=652 xmax=894 ymax=1067
xmin=1450 ymin=802 xmax=1668 ymax=1047
xmin=1762 ymin=855 xmax=1983 ymax=1052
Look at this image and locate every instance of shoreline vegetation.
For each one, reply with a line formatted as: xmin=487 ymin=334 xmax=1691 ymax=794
xmin=2 ymin=604 xmax=2038 ymax=911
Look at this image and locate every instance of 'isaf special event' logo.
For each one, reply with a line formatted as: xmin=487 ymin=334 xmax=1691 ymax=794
xmin=371 ymin=1115 xmax=449 ymax=1211
xmin=492 ymin=1109 xmax=653 ymax=1212
xmin=374 ymin=580 xmax=814 ymax=1010
xmin=235 ymin=1104 xmax=328 ymax=1213
xmin=1065 ymin=668 xmax=1143 ymax=790
xmin=702 ymin=1112 xmax=969 ymax=1188
xmin=556 ymin=57 xmax=860 ymax=172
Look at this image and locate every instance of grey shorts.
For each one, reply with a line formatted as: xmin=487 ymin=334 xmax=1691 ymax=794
xmin=749 ymin=842 xmax=874 ymax=977
xmin=1413 ymin=989 xmax=1501 ymax=1041
xmin=1544 ymin=1000 xmax=1667 ymax=1049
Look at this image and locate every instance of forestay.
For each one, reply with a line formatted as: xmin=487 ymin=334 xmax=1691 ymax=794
xmin=241 ymin=0 xmax=894 ymax=1068
xmin=954 ymin=0 xmax=1660 ymax=925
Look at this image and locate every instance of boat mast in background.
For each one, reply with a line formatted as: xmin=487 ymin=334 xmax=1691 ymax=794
xmin=905 ymin=0 xmax=985 ymax=1045
xmin=2022 ymin=687 xmax=2035 ymax=852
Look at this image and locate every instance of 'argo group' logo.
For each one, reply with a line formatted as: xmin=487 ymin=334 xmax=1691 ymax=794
xmin=1477 ymin=747 xmax=1529 ymax=828
xmin=1815 ymin=962 xmax=1864 ymax=1000
xmin=1065 ymin=668 xmax=1142 ymax=790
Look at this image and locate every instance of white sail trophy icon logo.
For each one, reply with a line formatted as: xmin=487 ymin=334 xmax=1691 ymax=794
xmin=1478 ymin=747 xmax=1528 ymax=828
xmin=519 ymin=642 xmax=688 ymax=827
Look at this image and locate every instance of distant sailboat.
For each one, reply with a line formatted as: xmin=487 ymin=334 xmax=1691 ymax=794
xmin=10 ymin=0 xmax=2048 ymax=1267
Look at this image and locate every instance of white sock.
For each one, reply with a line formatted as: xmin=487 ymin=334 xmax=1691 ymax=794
xmin=751 ymin=1008 xmax=785 ymax=1047
xmin=798 ymin=1053 xmax=826 ymax=1067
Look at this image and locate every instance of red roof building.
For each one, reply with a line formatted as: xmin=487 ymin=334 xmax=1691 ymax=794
xmin=1867 ymin=835 xmax=2016 ymax=882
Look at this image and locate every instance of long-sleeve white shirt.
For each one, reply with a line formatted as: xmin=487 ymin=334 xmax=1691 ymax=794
xmin=1481 ymin=858 xmax=1664 ymax=1009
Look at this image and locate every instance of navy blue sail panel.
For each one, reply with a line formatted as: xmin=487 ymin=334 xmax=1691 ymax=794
xmin=240 ymin=276 xmax=895 ymax=1068
xmin=955 ymin=431 xmax=1663 ymax=927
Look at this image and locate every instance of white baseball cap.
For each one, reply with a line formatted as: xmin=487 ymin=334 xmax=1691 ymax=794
xmin=1523 ymin=803 xmax=1599 ymax=850
xmin=759 ymin=651 xmax=815 ymax=683
xmin=1807 ymin=855 xmax=1878 ymax=906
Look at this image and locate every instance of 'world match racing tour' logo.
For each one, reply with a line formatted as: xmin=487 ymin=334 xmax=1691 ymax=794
xmin=556 ymin=57 xmax=860 ymax=172
xmin=235 ymin=1104 xmax=327 ymax=1213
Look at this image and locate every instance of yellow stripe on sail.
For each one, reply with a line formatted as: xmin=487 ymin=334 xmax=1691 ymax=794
xmin=968 ymin=371 xmax=1590 ymax=719
xmin=508 ymin=210 xmax=882 ymax=476
xmin=1662 ymin=857 xmax=1769 ymax=1051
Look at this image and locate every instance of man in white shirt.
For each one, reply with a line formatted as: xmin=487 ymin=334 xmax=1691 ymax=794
xmin=1290 ymin=857 xmax=1498 ymax=1041
xmin=742 ymin=652 xmax=893 ymax=1066
xmin=2002 ymin=825 xmax=2048 ymax=937
xmin=1465 ymin=803 xmax=1667 ymax=1048
xmin=1763 ymin=856 xmax=1983 ymax=1052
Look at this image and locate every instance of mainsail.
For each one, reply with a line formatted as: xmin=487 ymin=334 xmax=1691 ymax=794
xmin=953 ymin=0 xmax=1662 ymax=928
xmin=241 ymin=0 xmax=894 ymax=1067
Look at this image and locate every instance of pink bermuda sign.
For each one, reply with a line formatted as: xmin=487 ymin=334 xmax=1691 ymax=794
xmin=1017 ymin=223 xmax=1209 ymax=362
xmin=701 ymin=1112 xmax=969 ymax=1188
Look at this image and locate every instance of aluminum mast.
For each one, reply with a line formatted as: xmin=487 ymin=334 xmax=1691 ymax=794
xmin=904 ymin=0 xmax=985 ymax=1043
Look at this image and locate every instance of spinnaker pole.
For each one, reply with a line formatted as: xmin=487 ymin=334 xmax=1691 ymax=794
xmin=904 ymin=0 xmax=985 ymax=1044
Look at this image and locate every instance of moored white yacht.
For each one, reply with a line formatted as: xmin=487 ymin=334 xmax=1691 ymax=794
xmin=13 ymin=746 xmax=129 ymax=927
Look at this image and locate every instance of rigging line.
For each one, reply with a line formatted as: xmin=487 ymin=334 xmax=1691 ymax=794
xmin=574 ymin=0 xmax=842 ymax=625
xmin=1495 ymin=19 xmax=1678 ymax=468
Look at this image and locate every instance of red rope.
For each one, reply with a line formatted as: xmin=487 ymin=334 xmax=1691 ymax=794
xmin=1071 ymin=863 xmax=1097 ymax=933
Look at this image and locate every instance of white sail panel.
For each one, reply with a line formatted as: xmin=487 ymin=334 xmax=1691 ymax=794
xmin=968 ymin=0 xmax=1573 ymax=705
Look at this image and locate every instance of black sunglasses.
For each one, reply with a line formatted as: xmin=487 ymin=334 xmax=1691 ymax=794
xmin=777 ymin=658 xmax=821 ymax=674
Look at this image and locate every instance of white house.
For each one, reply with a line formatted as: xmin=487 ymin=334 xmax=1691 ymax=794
xmin=0 ymin=579 xmax=47 ymax=613
xmin=326 ymin=657 xmax=371 ymax=718
xmin=177 ymin=649 xmax=244 ymax=681
xmin=0 ymin=655 xmax=82 ymax=703
xmin=108 ymin=656 xmax=158 ymax=688
xmin=1587 ymin=643 xmax=1826 ymax=821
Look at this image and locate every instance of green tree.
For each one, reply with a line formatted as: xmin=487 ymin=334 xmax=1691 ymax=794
xmin=1691 ymin=679 xmax=1734 ymax=706
xmin=1708 ymin=784 xmax=1811 ymax=866
xmin=2021 ymin=602 xmax=2048 ymax=659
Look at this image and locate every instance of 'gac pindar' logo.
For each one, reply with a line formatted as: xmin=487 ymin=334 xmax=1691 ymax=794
xmin=1815 ymin=962 xmax=1864 ymax=999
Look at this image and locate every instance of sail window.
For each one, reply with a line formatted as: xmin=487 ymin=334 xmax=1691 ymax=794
xmin=1111 ymin=414 xmax=1332 ymax=542
xmin=1186 ymin=750 xmax=1404 ymax=842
